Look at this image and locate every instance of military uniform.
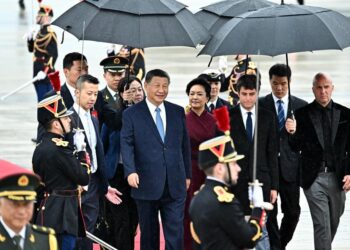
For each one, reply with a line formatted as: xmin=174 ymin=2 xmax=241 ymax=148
xmin=0 ymin=223 xmax=57 ymax=250
xmin=188 ymin=117 xmax=265 ymax=250
xmin=32 ymin=74 xmax=91 ymax=249
xmin=0 ymin=159 xmax=58 ymax=250
xmin=27 ymin=5 xmax=58 ymax=102
xmin=190 ymin=179 xmax=263 ymax=250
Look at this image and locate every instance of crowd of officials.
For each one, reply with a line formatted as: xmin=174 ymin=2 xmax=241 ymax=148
xmin=1 ymin=3 xmax=350 ymax=250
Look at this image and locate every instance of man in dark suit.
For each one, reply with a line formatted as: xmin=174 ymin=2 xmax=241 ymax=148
xmin=286 ymin=72 xmax=350 ymax=250
xmin=69 ymin=74 xmax=122 ymax=250
xmin=259 ymin=64 xmax=307 ymax=250
xmin=0 ymin=160 xmax=58 ymax=250
xmin=198 ymin=69 xmax=231 ymax=113
xmin=121 ymin=69 xmax=191 ymax=250
xmin=229 ymin=74 xmax=278 ymax=249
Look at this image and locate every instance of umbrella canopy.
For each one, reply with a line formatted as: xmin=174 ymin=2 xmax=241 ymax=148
xmin=195 ymin=0 xmax=276 ymax=34
xmin=199 ymin=4 xmax=350 ymax=57
xmin=52 ymin=0 xmax=209 ymax=48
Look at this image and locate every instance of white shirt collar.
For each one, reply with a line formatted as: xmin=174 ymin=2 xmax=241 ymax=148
xmin=65 ymin=82 xmax=76 ymax=101
xmin=145 ymin=98 xmax=165 ymax=113
xmin=0 ymin=217 xmax=26 ymax=240
xmin=239 ymin=104 xmax=256 ymax=116
xmin=106 ymin=86 xmax=118 ymax=98
xmin=73 ymin=103 xmax=89 ymax=117
xmin=207 ymin=97 xmax=218 ymax=107
xmin=272 ymin=93 xmax=289 ymax=105
xmin=207 ymin=176 xmax=227 ymax=185
xmin=145 ymin=98 xmax=166 ymax=132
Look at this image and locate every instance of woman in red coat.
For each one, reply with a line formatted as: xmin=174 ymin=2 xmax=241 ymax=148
xmin=183 ymin=77 xmax=217 ymax=250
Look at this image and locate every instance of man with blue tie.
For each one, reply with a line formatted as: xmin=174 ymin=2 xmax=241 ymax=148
xmin=121 ymin=69 xmax=191 ymax=250
xmin=259 ymin=64 xmax=307 ymax=250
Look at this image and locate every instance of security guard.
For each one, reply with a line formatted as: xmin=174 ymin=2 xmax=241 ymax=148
xmin=0 ymin=159 xmax=58 ymax=250
xmin=32 ymin=72 xmax=91 ymax=250
xmin=27 ymin=5 xmax=58 ymax=102
xmin=189 ymin=133 xmax=266 ymax=250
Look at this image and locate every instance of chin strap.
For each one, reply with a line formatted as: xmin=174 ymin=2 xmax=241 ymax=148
xmin=57 ymin=118 xmax=67 ymax=135
xmin=225 ymin=163 xmax=233 ymax=187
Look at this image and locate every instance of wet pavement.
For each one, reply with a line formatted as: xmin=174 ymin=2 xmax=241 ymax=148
xmin=1 ymin=0 xmax=350 ymax=249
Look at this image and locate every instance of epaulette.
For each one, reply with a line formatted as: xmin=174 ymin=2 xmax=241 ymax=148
xmin=47 ymin=25 xmax=55 ymax=33
xmin=51 ymin=138 xmax=69 ymax=147
xmin=31 ymin=225 xmax=58 ymax=250
xmin=213 ymin=186 xmax=234 ymax=203
xmin=31 ymin=224 xmax=56 ymax=235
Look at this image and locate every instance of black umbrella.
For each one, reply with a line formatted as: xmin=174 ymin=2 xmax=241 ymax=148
xmin=199 ymin=4 xmax=350 ymax=57
xmin=195 ymin=0 xmax=276 ymax=35
xmin=52 ymin=0 xmax=208 ymax=48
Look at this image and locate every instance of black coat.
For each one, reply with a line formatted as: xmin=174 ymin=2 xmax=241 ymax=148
xmin=189 ymin=179 xmax=263 ymax=250
xmin=259 ymin=94 xmax=308 ymax=182
xmin=32 ymin=132 xmax=89 ymax=236
xmin=69 ymin=109 xmax=109 ymax=195
xmin=229 ymin=105 xmax=278 ymax=214
xmin=0 ymin=222 xmax=58 ymax=250
xmin=289 ymin=100 xmax=350 ymax=189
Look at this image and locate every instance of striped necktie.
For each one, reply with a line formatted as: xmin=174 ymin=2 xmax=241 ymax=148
xmin=277 ymin=100 xmax=285 ymax=131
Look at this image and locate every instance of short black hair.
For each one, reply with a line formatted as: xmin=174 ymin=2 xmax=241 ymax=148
xmin=269 ymin=63 xmax=291 ymax=83
xmin=236 ymin=74 xmax=261 ymax=92
xmin=145 ymin=69 xmax=170 ymax=84
xmin=186 ymin=77 xmax=211 ymax=98
xmin=76 ymin=74 xmax=99 ymax=89
xmin=63 ymin=52 xmax=87 ymax=69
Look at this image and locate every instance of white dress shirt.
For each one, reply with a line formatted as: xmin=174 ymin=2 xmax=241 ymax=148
xmin=145 ymin=98 xmax=167 ymax=134
xmin=107 ymin=86 xmax=118 ymax=101
xmin=66 ymin=82 xmax=76 ymax=103
xmin=0 ymin=217 xmax=26 ymax=249
xmin=240 ymin=105 xmax=256 ymax=137
xmin=272 ymin=94 xmax=289 ymax=120
xmin=73 ymin=103 xmax=98 ymax=173
xmin=207 ymin=97 xmax=218 ymax=109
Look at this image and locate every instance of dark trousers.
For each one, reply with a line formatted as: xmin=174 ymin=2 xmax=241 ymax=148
xmin=135 ymin=183 xmax=186 ymax=250
xmin=76 ymin=173 xmax=100 ymax=250
xmin=267 ymin=176 xmax=300 ymax=250
xmin=106 ymin=164 xmax=138 ymax=250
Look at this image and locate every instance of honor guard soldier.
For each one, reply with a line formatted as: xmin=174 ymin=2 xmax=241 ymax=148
xmin=0 ymin=159 xmax=58 ymax=250
xmin=27 ymin=4 xmax=58 ymax=102
xmin=222 ymin=57 xmax=257 ymax=106
xmin=32 ymin=71 xmax=91 ymax=250
xmin=189 ymin=107 xmax=267 ymax=250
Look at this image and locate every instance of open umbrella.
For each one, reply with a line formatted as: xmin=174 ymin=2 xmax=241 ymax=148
xmin=199 ymin=4 xmax=350 ymax=56
xmin=195 ymin=0 xmax=276 ymax=35
xmin=52 ymin=0 xmax=209 ymax=48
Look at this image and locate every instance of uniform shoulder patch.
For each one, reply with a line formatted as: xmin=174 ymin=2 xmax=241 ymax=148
xmin=51 ymin=138 xmax=69 ymax=147
xmin=31 ymin=224 xmax=56 ymax=235
xmin=213 ymin=186 xmax=234 ymax=203
xmin=47 ymin=26 xmax=55 ymax=33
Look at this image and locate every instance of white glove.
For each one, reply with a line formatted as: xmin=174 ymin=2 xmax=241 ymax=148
xmin=35 ymin=71 xmax=47 ymax=81
xmin=25 ymin=30 xmax=35 ymax=41
xmin=74 ymin=129 xmax=86 ymax=151
xmin=218 ymin=56 xmax=228 ymax=74
xmin=248 ymin=185 xmax=264 ymax=208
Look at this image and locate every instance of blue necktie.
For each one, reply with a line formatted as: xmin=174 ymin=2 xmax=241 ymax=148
xmin=277 ymin=100 xmax=285 ymax=131
xmin=246 ymin=111 xmax=253 ymax=141
xmin=155 ymin=107 xmax=164 ymax=142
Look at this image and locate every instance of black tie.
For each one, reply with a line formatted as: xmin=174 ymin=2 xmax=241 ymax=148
xmin=246 ymin=112 xmax=253 ymax=141
xmin=13 ymin=235 xmax=22 ymax=250
xmin=209 ymin=103 xmax=215 ymax=113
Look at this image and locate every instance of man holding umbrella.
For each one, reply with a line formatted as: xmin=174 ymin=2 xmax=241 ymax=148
xmin=286 ymin=72 xmax=350 ymax=250
xmin=259 ymin=63 xmax=307 ymax=250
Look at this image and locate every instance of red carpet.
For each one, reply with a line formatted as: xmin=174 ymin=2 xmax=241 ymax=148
xmin=93 ymin=223 xmax=165 ymax=250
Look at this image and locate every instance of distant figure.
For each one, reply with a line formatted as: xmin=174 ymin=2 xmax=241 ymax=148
xmin=27 ymin=5 xmax=58 ymax=102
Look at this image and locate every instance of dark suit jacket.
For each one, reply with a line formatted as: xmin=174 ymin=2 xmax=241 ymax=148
xmin=289 ymin=100 xmax=350 ymax=190
xmin=120 ymin=100 xmax=191 ymax=200
xmin=54 ymin=84 xmax=122 ymax=131
xmin=69 ymin=108 xmax=108 ymax=195
xmin=0 ymin=222 xmax=57 ymax=249
xmin=259 ymin=94 xmax=307 ymax=182
xmin=206 ymin=97 xmax=231 ymax=112
xmin=229 ymin=105 xmax=278 ymax=214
